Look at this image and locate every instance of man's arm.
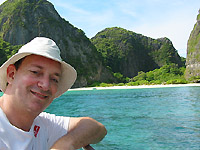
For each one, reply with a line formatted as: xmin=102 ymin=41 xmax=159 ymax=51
xmin=50 ymin=117 xmax=107 ymax=150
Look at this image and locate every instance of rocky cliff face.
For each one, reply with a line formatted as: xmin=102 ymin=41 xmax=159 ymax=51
xmin=185 ymin=10 xmax=200 ymax=81
xmin=0 ymin=0 xmax=115 ymax=87
xmin=91 ymin=27 xmax=183 ymax=78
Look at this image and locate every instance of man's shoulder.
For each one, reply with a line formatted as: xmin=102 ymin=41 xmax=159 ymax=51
xmin=36 ymin=112 xmax=70 ymax=125
xmin=35 ymin=112 xmax=56 ymax=124
xmin=38 ymin=112 xmax=56 ymax=118
xmin=34 ymin=112 xmax=70 ymax=137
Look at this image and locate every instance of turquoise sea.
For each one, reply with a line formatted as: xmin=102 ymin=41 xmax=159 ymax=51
xmin=45 ymin=86 xmax=200 ymax=150
xmin=1 ymin=86 xmax=200 ymax=149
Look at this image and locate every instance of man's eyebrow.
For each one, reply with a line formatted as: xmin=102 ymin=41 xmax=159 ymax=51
xmin=30 ymin=64 xmax=43 ymax=69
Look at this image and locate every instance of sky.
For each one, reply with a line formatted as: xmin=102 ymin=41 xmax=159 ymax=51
xmin=0 ymin=0 xmax=200 ymax=57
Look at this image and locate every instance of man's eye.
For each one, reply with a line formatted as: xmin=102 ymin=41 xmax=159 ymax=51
xmin=30 ymin=71 xmax=38 ymax=74
xmin=52 ymin=78 xmax=59 ymax=83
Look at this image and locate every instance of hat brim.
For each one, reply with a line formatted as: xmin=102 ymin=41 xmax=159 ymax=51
xmin=0 ymin=52 xmax=77 ymax=98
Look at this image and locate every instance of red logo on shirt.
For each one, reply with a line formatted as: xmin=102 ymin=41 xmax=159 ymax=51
xmin=34 ymin=125 xmax=40 ymax=137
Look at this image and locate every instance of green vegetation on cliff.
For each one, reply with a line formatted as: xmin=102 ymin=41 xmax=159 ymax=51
xmin=0 ymin=0 xmax=49 ymax=38
xmin=129 ymin=63 xmax=187 ymax=85
xmin=0 ymin=39 xmax=21 ymax=65
xmin=187 ymin=12 xmax=200 ymax=54
xmin=185 ymin=10 xmax=200 ymax=81
xmin=93 ymin=63 xmax=187 ymax=87
xmin=91 ymin=27 xmax=184 ymax=78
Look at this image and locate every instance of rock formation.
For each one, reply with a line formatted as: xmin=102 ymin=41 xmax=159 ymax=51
xmin=185 ymin=10 xmax=200 ymax=81
xmin=91 ymin=27 xmax=183 ymax=78
xmin=0 ymin=0 xmax=115 ymax=87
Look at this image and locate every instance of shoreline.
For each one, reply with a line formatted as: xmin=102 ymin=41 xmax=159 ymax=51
xmin=69 ymin=83 xmax=200 ymax=91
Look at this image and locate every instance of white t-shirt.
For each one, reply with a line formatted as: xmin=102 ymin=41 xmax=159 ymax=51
xmin=0 ymin=108 xmax=70 ymax=150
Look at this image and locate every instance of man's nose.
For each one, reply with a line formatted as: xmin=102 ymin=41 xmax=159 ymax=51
xmin=37 ymin=76 xmax=50 ymax=91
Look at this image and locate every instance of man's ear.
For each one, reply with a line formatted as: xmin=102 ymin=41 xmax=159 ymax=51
xmin=7 ymin=64 xmax=17 ymax=84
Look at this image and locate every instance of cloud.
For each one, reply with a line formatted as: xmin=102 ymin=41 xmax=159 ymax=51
xmin=49 ymin=0 xmax=117 ymax=36
xmin=128 ymin=5 xmax=198 ymax=57
xmin=131 ymin=18 xmax=191 ymax=57
xmin=50 ymin=0 xmax=89 ymax=15
xmin=0 ymin=0 xmax=5 ymax=4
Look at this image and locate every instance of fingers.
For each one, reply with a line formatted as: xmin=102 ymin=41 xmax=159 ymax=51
xmin=82 ymin=145 xmax=95 ymax=150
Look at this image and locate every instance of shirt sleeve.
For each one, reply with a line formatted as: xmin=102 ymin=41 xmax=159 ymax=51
xmin=38 ymin=112 xmax=70 ymax=149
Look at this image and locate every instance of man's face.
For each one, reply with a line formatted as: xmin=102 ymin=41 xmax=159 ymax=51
xmin=8 ymin=54 xmax=61 ymax=114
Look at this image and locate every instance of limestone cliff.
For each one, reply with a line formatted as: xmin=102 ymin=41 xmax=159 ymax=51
xmin=185 ymin=10 xmax=200 ymax=81
xmin=91 ymin=27 xmax=183 ymax=78
xmin=0 ymin=0 xmax=115 ymax=87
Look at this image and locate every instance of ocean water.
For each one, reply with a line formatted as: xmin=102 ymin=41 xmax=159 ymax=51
xmin=1 ymin=86 xmax=200 ymax=149
xmin=45 ymin=86 xmax=200 ymax=150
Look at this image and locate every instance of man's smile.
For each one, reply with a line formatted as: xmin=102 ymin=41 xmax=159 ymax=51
xmin=30 ymin=90 xmax=49 ymax=99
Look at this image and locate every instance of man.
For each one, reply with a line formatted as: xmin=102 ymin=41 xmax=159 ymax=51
xmin=0 ymin=37 xmax=107 ymax=150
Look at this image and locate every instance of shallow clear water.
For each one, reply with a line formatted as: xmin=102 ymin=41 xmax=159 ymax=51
xmin=45 ymin=86 xmax=200 ymax=150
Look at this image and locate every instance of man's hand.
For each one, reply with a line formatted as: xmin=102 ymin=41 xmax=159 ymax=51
xmin=82 ymin=145 xmax=95 ymax=150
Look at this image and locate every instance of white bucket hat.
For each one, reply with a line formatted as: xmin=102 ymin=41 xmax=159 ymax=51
xmin=0 ymin=37 xmax=77 ymax=98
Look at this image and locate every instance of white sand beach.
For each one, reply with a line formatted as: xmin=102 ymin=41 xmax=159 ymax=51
xmin=69 ymin=83 xmax=200 ymax=91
